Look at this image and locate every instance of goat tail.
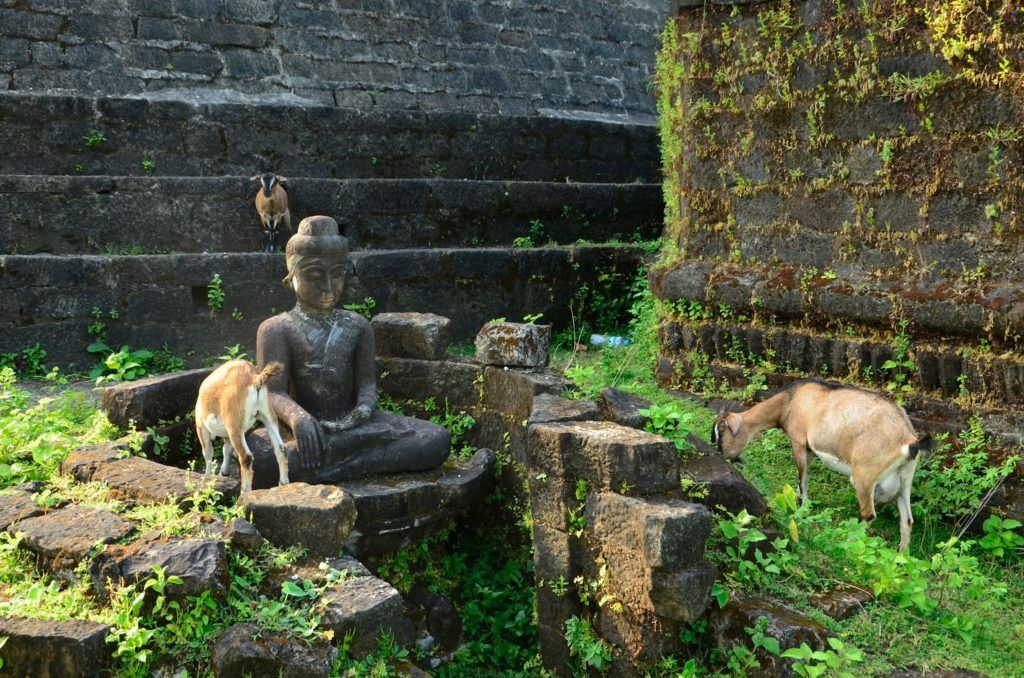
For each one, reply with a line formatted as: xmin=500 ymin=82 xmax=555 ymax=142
xmin=907 ymin=434 xmax=934 ymax=459
xmin=253 ymin=361 xmax=284 ymax=389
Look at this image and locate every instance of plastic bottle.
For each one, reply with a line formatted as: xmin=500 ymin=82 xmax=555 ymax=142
xmin=590 ymin=334 xmax=631 ymax=347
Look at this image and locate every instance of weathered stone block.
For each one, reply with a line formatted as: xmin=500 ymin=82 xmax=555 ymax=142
xmin=239 ymin=483 xmax=357 ymax=558
xmin=678 ymin=450 xmax=768 ymax=517
xmin=484 ymin=366 xmax=569 ymax=420
xmin=90 ymin=535 xmax=228 ymax=602
xmin=15 ymin=505 xmax=135 ymax=572
xmin=59 ymin=440 xmax=131 ymax=482
xmin=529 ymin=393 xmax=601 ymax=425
xmin=0 ymin=487 xmax=44 ymax=531
xmin=211 ymin=622 xmax=334 ymax=678
xmin=100 ymin=368 xmax=213 ymax=430
xmin=649 ymin=562 xmax=717 ymax=622
xmin=528 ymin=475 xmax=576 ymax=532
xmin=377 ymin=356 xmax=483 ymax=409
xmin=527 ymin=421 xmax=679 ymax=494
xmin=598 ymin=387 xmax=651 ymax=430
xmin=91 ymin=456 xmax=239 ymax=505
xmin=475 ymin=322 xmax=551 ymax=367
xmin=586 ymin=492 xmax=711 ymax=568
xmin=0 ymin=617 xmax=113 ymax=677
xmin=372 ymin=312 xmax=450 ymax=360
xmin=710 ymin=593 xmax=832 ymax=673
xmin=808 ymin=585 xmax=873 ymax=621
xmin=320 ymin=575 xmax=413 ymax=658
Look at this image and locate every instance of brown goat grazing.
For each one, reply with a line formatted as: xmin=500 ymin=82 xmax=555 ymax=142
xmin=250 ymin=172 xmax=291 ymax=253
xmin=195 ymin=360 xmax=289 ymax=495
xmin=711 ymin=379 xmax=932 ymax=550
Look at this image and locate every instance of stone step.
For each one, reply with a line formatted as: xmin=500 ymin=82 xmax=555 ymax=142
xmin=0 ymin=175 xmax=662 ymax=255
xmin=0 ymin=245 xmax=645 ymax=368
xmin=0 ymin=91 xmax=659 ymax=183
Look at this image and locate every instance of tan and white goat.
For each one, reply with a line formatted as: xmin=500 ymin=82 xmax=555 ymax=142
xmin=195 ymin=360 xmax=289 ymax=495
xmin=250 ymin=172 xmax=291 ymax=252
xmin=711 ymin=379 xmax=932 ymax=550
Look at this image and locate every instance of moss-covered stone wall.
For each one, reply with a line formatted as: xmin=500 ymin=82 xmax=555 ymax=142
xmin=653 ymin=0 xmax=1024 ymax=411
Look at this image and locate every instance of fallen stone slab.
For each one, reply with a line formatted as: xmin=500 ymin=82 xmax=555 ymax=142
xmin=377 ymin=357 xmax=484 ymax=409
xmin=529 ymin=393 xmax=601 ymax=425
xmin=321 ymin=574 xmax=414 ymax=658
xmin=0 ymin=616 xmax=113 ymax=677
xmin=91 ymin=456 xmax=239 ymax=505
xmin=211 ymin=622 xmax=334 ymax=678
xmin=598 ymin=387 xmax=652 ymax=430
xmin=809 ymin=584 xmax=873 ymax=621
xmin=649 ymin=562 xmax=718 ymax=622
xmin=372 ymin=312 xmax=450 ymax=360
xmin=224 ymin=518 xmax=265 ymax=552
xmin=336 ymin=448 xmax=496 ymax=557
xmin=475 ymin=321 xmax=551 ymax=367
xmin=679 ymin=452 xmax=768 ymax=517
xmin=100 ymin=367 xmax=213 ymax=430
xmin=59 ymin=440 xmax=131 ymax=482
xmin=710 ymin=592 xmax=832 ymax=675
xmin=90 ymin=534 xmax=228 ymax=602
xmin=14 ymin=505 xmax=135 ymax=573
xmin=239 ymin=483 xmax=357 ymax=558
xmin=0 ymin=488 xmax=45 ymax=532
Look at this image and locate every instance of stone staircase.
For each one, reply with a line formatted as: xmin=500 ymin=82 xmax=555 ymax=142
xmin=0 ymin=90 xmax=663 ymax=368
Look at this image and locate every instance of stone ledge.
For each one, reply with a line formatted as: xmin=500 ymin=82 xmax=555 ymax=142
xmin=0 ymin=175 xmax=663 ymax=254
xmin=336 ymin=448 xmax=496 ymax=558
xmin=651 ymin=260 xmax=1024 ymax=343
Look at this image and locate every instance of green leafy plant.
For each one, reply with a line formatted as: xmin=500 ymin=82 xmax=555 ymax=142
xmin=914 ymin=420 xmax=1018 ymax=529
xmin=978 ymin=515 xmax=1024 ymax=559
xmin=567 ymin=479 xmax=588 ymax=537
xmin=343 ymin=296 xmax=376 ymax=319
xmin=512 ymin=235 xmax=534 ymax=248
xmin=881 ymin=319 xmax=915 ymax=403
xmin=565 ymin=616 xmax=612 ymax=672
xmin=82 ymin=129 xmax=107 ymax=147
xmin=87 ymin=343 xmax=154 ymax=384
xmin=639 ymin=402 xmax=695 ymax=451
xmin=141 ymin=151 xmax=156 ymax=173
xmin=522 ymin=312 xmax=544 ymax=324
xmin=207 ymin=274 xmax=225 ymax=314
xmin=782 ymin=638 xmax=865 ymax=678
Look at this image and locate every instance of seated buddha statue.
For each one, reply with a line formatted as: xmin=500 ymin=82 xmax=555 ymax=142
xmin=245 ymin=215 xmax=451 ymax=486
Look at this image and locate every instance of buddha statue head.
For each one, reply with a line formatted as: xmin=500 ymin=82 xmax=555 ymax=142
xmin=284 ymin=216 xmax=349 ymax=315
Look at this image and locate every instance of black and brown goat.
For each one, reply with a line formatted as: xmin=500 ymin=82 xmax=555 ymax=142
xmin=250 ymin=172 xmax=291 ymax=252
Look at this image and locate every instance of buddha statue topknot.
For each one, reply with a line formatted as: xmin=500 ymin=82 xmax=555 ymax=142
xmin=246 ymin=215 xmax=451 ymax=485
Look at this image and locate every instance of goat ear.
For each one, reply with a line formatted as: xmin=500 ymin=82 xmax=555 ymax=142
xmin=277 ymin=175 xmax=288 ymax=183
xmin=249 ymin=175 xmax=260 ymax=181
xmin=724 ymin=413 xmax=742 ymax=437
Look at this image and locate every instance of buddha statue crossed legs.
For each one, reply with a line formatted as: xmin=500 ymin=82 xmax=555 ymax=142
xmin=245 ymin=216 xmax=451 ymax=486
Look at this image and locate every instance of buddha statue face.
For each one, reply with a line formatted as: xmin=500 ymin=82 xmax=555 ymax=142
xmin=284 ymin=216 xmax=349 ymax=315
xmin=292 ymin=257 xmax=346 ymax=313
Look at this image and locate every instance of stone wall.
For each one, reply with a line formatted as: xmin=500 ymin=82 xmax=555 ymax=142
xmin=527 ymin=408 xmax=715 ymax=675
xmin=653 ymin=0 xmax=1024 ymax=409
xmin=0 ymin=245 xmax=643 ymax=369
xmin=376 ymin=354 xmax=717 ymax=675
xmin=0 ymin=92 xmax=661 ymax=182
xmin=1 ymin=0 xmax=669 ymax=120
xmin=1 ymin=176 xmax=661 ymax=255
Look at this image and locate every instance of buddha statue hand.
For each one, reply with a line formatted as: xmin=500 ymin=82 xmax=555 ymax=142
xmin=322 ymin=404 xmax=373 ymax=434
xmin=291 ymin=412 xmax=324 ymax=470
